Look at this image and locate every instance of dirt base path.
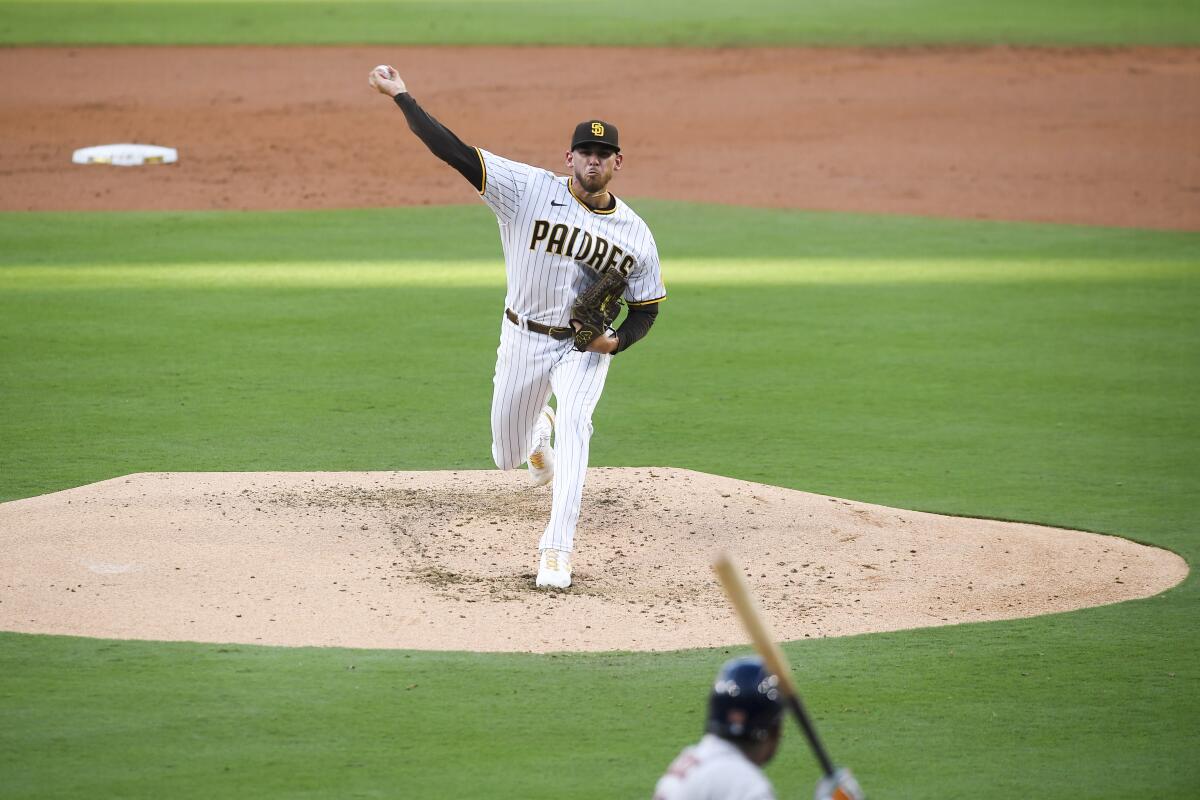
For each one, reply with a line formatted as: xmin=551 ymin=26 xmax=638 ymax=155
xmin=1 ymin=46 xmax=1197 ymax=229
xmin=0 ymin=469 xmax=1185 ymax=652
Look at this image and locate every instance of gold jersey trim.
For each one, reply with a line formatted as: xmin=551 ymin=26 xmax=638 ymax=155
xmin=627 ymin=295 xmax=666 ymax=307
xmin=567 ymin=178 xmax=618 ymax=215
xmin=474 ymin=147 xmax=487 ymax=195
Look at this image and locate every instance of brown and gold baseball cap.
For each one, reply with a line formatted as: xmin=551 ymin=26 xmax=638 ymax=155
xmin=571 ymin=119 xmax=620 ymax=153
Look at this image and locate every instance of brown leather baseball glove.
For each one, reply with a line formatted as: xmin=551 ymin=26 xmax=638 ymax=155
xmin=569 ymin=268 xmax=628 ymax=352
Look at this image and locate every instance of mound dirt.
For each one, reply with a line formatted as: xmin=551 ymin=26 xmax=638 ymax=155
xmin=0 ymin=469 xmax=1185 ymax=652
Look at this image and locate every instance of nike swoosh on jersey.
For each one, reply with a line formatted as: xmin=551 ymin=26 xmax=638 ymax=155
xmin=550 ymin=200 xmax=568 ymax=206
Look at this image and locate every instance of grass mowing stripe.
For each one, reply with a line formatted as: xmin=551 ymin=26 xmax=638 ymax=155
xmin=2 ymin=0 xmax=1199 ymax=45
xmin=0 ymin=207 xmax=503 ymax=267
xmin=0 ymin=204 xmax=1196 ymax=798
xmin=5 ymin=204 xmax=1198 ymax=266
xmin=3 ymin=258 xmax=1195 ymax=290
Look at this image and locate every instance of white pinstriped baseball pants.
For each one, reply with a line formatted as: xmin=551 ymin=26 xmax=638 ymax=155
xmin=490 ymin=315 xmax=611 ymax=553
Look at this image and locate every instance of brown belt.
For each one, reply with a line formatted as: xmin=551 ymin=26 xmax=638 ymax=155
xmin=505 ymin=308 xmax=574 ymax=340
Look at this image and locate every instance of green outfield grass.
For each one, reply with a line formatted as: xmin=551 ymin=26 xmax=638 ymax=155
xmin=1 ymin=204 xmax=1198 ymax=797
xmin=2 ymin=0 xmax=1199 ymax=45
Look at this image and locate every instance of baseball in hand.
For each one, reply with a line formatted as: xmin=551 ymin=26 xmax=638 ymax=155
xmin=374 ymin=65 xmax=392 ymax=78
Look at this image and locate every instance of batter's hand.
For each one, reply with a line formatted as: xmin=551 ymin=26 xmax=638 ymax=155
xmin=368 ymin=65 xmax=407 ymax=97
xmin=815 ymin=768 xmax=864 ymax=800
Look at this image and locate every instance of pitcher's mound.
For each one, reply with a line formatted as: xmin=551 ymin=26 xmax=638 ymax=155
xmin=0 ymin=469 xmax=1185 ymax=652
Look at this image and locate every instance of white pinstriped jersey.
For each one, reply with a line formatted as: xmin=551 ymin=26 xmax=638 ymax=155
xmin=653 ymin=735 xmax=776 ymax=800
xmin=476 ymin=148 xmax=666 ymax=327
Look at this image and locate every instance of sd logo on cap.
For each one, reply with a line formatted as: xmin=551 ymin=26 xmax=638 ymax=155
xmin=571 ymin=119 xmax=620 ymax=152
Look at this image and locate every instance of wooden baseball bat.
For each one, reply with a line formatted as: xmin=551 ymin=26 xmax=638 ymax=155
xmin=712 ymin=551 xmax=837 ymax=778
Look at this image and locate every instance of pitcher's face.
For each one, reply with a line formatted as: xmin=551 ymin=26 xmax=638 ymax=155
xmin=567 ymin=145 xmax=622 ymax=193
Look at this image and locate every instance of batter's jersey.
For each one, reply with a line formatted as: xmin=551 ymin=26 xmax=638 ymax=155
xmin=653 ymin=734 xmax=776 ymax=800
xmin=476 ymin=148 xmax=666 ymax=327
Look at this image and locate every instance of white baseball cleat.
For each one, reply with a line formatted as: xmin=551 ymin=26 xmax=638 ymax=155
xmin=535 ymin=548 xmax=572 ymax=589
xmin=526 ymin=406 xmax=555 ymax=487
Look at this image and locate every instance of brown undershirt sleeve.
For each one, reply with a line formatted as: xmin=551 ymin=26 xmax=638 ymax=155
xmin=393 ymin=93 xmax=484 ymax=192
xmin=615 ymin=302 xmax=660 ymax=353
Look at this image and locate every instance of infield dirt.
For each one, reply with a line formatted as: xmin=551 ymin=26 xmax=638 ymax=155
xmin=1 ymin=46 xmax=1198 ymax=229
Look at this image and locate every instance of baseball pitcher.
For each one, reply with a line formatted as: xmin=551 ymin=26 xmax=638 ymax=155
xmin=368 ymin=65 xmax=665 ymax=590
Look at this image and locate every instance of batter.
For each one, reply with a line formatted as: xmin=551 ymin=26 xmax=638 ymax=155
xmin=655 ymin=657 xmax=865 ymax=800
xmin=368 ymin=64 xmax=666 ymax=589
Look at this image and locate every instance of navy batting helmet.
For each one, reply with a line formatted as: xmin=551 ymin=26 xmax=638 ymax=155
xmin=705 ymin=656 xmax=785 ymax=742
